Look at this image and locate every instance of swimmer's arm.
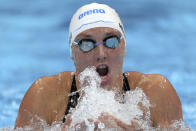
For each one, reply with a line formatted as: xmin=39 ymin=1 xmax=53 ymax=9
xmin=64 ymin=113 xmax=141 ymax=131
xmin=15 ymin=72 xmax=73 ymax=129
xmin=141 ymin=74 xmax=183 ymax=129
xmin=14 ymin=77 xmax=52 ymax=129
xmin=96 ymin=112 xmax=142 ymax=130
xmin=15 ymin=76 xmax=64 ymax=128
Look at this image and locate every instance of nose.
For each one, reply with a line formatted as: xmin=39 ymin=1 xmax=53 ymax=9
xmin=96 ymin=44 xmax=107 ymax=62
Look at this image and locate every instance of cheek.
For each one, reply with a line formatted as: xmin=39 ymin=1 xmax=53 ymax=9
xmin=74 ymin=52 xmax=95 ymax=72
xmin=110 ymin=46 xmax=125 ymax=65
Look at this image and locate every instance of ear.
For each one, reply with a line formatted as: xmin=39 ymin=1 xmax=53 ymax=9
xmin=122 ymin=40 xmax=126 ymax=56
xmin=71 ymin=46 xmax=76 ymax=61
xmin=71 ymin=49 xmax=75 ymax=60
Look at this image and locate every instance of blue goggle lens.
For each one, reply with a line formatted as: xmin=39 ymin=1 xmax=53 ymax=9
xmin=105 ymin=36 xmax=119 ymax=49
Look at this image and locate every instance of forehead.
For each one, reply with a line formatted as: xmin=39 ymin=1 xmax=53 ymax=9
xmin=75 ymin=27 xmax=121 ymax=40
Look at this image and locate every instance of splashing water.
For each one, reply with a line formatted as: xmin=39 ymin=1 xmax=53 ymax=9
xmin=68 ymin=67 xmax=152 ymax=130
xmin=2 ymin=67 xmax=194 ymax=131
xmin=67 ymin=67 xmax=194 ymax=131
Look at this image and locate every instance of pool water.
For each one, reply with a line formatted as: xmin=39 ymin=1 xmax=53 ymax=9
xmin=0 ymin=0 xmax=196 ymax=129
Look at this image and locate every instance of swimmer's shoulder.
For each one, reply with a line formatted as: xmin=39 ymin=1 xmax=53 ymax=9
xmin=124 ymin=71 xmax=176 ymax=91
xmin=15 ymin=71 xmax=75 ymax=128
xmin=124 ymin=71 xmax=183 ymax=128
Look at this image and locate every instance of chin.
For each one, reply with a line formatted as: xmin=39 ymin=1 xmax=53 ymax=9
xmin=100 ymin=84 xmax=112 ymax=90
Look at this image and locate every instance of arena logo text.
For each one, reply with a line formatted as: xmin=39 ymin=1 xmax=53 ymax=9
xmin=78 ymin=9 xmax=105 ymax=20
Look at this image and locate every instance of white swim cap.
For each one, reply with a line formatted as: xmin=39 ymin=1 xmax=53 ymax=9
xmin=68 ymin=3 xmax=125 ymax=48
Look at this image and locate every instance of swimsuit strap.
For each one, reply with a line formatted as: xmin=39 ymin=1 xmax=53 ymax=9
xmin=63 ymin=75 xmax=79 ymax=123
xmin=63 ymin=73 xmax=130 ymax=122
xmin=123 ymin=73 xmax=131 ymax=91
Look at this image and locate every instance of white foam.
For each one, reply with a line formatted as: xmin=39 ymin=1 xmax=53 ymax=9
xmin=68 ymin=67 xmax=152 ymax=130
xmin=169 ymin=119 xmax=194 ymax=131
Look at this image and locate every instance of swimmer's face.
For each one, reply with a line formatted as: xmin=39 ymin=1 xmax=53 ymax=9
xmin=72 ymin=27 xmax=125 ymax=90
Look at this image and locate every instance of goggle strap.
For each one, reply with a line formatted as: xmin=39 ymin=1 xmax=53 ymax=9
xmin=73 ymin=41 xmax=78 ymax=46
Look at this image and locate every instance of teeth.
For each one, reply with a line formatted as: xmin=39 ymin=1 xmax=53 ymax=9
xmin=99 ymin=65 xmax=106 ymax=69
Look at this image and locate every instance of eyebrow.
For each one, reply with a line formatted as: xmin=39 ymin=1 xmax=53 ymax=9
xmin=104 ymin=32 xmax=121 ymax=38
xmin=84 ymin=33 xmax=115 ymax=38
xmin=79 ymin=34 xmax=93 ymax=38
xmin=75 ymin=34 xmax=93 ymax=41
xmin=104 ymin=33 xmax=114 ymax=37
xmin=77 ymin=32 xmax=120 ymax=40
xmin=84 ymin=34 xmax=93 ymax=38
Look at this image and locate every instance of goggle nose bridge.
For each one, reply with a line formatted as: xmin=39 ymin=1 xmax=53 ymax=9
xmin=95 ymin=42 xmax=104 ymax=46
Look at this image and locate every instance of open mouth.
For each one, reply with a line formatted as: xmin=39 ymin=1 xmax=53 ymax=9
xmin=96 ymin=64 xmax=109 ymax=76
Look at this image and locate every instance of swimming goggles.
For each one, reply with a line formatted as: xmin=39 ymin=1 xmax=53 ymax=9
xmin=73 ymin=35 xmax=122 ymax=52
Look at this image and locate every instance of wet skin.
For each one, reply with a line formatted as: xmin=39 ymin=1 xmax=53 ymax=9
xmin=14 ymin=27 xmax=183 ymax=130
xmin=72 ymin=27 xmax=125 ymax=91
